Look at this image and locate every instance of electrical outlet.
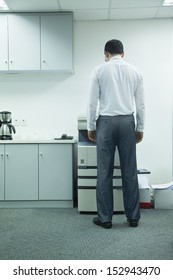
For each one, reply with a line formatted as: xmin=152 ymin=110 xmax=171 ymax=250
xmin=14 ymin=119 xmax=20 ymax=126
xmin=21 ymin=119 xmax=27 ymax=126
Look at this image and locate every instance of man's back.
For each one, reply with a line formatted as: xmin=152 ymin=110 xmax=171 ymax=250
xmin=92 ymin=56 xmax=143 ymax=116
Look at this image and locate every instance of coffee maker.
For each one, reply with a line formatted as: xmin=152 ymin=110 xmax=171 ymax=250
xmin=0 ymin=111 xmax=16 ymax=140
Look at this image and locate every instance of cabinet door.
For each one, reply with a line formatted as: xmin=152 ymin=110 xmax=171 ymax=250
xmin=0 ymin=15 xmax=8 ymax=70
xmin=5 ymin=144 xmax=38 ymax=200
xmin=8 ymin=14 xmax=40 ymax=70
xmin=0 ymin=145 xmax=5 ymax=200
xmin=41 ymin=14 xmax=73 ymax=71
xmin=39 ymin=144 xmax=73 ymax=200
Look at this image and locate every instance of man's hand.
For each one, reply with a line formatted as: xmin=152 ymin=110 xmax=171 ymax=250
xmin=88 ymin=130 xmax=96 ymax=142
xmin=136 ymin=131 xmax=143 ymax=143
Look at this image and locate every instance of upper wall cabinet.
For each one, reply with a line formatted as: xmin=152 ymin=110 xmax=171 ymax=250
xmin=8 ymin=14 xmax=40 ymax=71
xmin=41 ymin=14 xmax=73 ymax=71
xmin=0 ymin=13 xmax=73 ymax=73
xmin=0 ymin=15 xmax=8 ymax=71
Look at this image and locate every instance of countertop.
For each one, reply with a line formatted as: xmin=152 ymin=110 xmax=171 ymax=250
xmin=0 ymin=139 xmax=77 ymax=144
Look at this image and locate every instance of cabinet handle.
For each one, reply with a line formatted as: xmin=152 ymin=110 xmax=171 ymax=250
xmin=42 ymin=60 xmax=46 ymax=63
xmin=10 ymin=61 xmax=13 ymax=63
xmin=6 ymin=153 xmax=9 ymax=157
xmin=5 ymin=60 xmax=8 ymax=64
xmin=39 ymin=153 xmax=43 ymax=157
xmin=1 ymin=153 xmax=3 ymax=158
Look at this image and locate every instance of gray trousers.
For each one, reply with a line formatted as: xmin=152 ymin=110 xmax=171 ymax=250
xmin=96 ymin=115 xmax=140 ymax=223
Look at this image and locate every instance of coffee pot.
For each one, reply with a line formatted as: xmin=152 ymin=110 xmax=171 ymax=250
xmin=0 ymin=111 xmax=16 ymax=140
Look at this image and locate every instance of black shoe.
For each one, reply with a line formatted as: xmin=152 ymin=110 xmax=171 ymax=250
xmin=93 ymin=217 xmax=112 ymax=229
xmin=127 ymin=219 xmax=139 ymax=227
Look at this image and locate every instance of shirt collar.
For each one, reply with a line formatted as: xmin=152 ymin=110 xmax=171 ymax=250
xmin=110 ymin=55 xmax=122 ymax=60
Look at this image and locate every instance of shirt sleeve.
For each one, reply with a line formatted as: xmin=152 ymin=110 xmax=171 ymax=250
xmin=87 ymin=68 xmax=100 ymax=131
xmin=134 ymin=74 xmax=145 ymax=132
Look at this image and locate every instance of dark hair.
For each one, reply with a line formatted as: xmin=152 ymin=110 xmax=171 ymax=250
xmin=104 ymin=39 xmax=124 ymax=55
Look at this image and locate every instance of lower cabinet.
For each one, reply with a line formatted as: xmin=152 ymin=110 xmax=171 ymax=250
xmin=39 ymin=144 xmax=73 ymax=200
xmin=5 ymin=144 xmax=38 ymax=200
xmin=0 ymin=143 xmax=74 ymax=204
xmin=0 ymin=145 xmax=5 ymax=200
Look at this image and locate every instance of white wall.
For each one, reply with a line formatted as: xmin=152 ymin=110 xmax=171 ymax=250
xmin=0 ymin=19 xmax=173 ymax=184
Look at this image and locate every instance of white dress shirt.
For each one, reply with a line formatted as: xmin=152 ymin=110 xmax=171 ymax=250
xmin=87 ymin=55 xmax=145 ymax=132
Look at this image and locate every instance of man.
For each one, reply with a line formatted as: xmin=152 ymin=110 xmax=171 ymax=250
xmin=87 ymin=39 xmax=145 ymax=229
